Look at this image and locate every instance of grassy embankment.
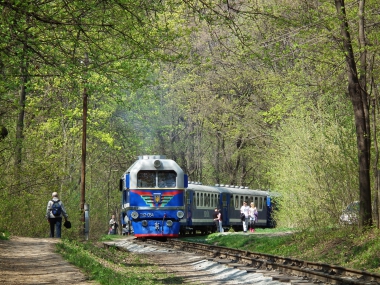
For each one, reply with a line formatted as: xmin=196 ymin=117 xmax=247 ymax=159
xmin=55 ymin=236 xmax=186 ymax=285
xmin=183 ymin=226 xmax=380 ymax=274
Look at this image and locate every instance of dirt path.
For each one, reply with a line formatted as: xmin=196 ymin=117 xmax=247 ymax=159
xmin=0 ymin=236 xmax=98 ymax=285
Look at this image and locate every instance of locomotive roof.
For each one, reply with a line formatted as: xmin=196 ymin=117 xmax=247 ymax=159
xmin=125 ymin=155 xmax=184 ymax=174
xmin=123 ymin=155 xmax=186 ymax=189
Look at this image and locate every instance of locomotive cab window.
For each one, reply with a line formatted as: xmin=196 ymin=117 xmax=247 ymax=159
xmin=158 ymin=171 xmax=177 ymax=187
xmin=137 ymin=171 xmax=156 ymax=187
xmin=137 ymin=170 xmax=177 ymax=188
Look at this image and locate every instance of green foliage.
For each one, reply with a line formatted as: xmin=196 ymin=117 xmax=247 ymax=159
xmin=265 ymin=92 xmax=358 ymax=228
xmin=0 ymin=229 xmax=10 ymax=240
xmin=0 ymin=0 xmax=193 ymax=238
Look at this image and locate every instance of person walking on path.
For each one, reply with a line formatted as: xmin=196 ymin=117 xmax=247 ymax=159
xmin=240 ymin=201 xmax=249 ymax=233
xmin=45 ymin=192 xmax=68 ymax=238
xmin=248 ymin=202 xmax=258 ymax=233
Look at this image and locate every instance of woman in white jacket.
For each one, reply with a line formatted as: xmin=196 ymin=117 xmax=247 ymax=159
xmin=240 ymin=201 xmax=249 ymax=233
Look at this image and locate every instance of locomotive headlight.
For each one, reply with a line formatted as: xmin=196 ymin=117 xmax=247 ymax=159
xmin=142 ymin=220 xmax=148 ymax=227
xmin=153 ymin=159 xmax=162 ymax=168
xmin=166 ymin=220 xmax=173 ymax=227
xmin=131 ymin=211 xmax=139 ymax=219
xmin=176 ymin=211 xmax=184 ymax=219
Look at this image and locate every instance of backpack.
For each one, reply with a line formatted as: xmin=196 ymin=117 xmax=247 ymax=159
xmin=51 ymin=200 xmax=62 ymax=217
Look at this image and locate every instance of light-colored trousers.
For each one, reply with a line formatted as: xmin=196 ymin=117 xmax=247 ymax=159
xmin=218 ymin=220 xmax=223 ymax=232
xmin=242 ymin=219 xmax=248 ymax=232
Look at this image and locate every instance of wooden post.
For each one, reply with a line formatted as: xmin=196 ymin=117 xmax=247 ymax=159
xmin=80 ymin=53 xmax=89 ymax=237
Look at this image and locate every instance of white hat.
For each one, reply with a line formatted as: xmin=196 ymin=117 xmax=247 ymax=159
xmin=52 ymin=192 xmax=58 ymax=197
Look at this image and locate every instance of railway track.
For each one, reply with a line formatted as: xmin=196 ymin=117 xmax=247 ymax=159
xmin=104 ymin=237 xmax=380 ymax=285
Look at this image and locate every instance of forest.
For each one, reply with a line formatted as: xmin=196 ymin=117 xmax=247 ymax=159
xmin=1 ymin=0 xmax=379 ymax=238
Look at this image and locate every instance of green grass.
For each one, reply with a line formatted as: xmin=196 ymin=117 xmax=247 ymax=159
xmin=56 ymin=237 xmax=187 ymax=285
xmin=99 ymin=234 xmax=124 ymax=241
xmin=183 ymin=227 xmax=380 ymax=274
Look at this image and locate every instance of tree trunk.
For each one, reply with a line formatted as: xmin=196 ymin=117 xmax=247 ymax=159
xmin=373 ymin=82 xmax=380 ymax=228
xmin=334 ymin=0 xmax=372 ymax=227
xmin=15 ymin=42 xmax=28 ymax=170
xmin=215 ymin=130 xmax=220 ymax=184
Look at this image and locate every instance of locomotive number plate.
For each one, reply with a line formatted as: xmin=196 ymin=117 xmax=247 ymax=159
xmin=140 ymin=213 xmax=154 ymax=218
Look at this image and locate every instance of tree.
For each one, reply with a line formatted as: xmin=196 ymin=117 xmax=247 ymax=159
xmin=0 ymin=0 xmax=193 ymax=237
xmin=173 ymin=0 xmax=379 ymax=228
xmin=334 ymin=0 xmax=372 ymax=227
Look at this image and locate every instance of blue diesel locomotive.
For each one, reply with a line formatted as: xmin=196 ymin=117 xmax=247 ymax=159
xmin=119 ymin=155 xmax=188 ymax=238
xmin=181 ymin=182 xmax=275 ymax=234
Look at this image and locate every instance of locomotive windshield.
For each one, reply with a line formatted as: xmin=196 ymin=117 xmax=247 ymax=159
xmin=137 ymin=171 xmax=155 ymax=187
xmin=137 ymin=170 xmax=177 ymax=188
xmin=158 ymin=171 xmax=176 ymax=187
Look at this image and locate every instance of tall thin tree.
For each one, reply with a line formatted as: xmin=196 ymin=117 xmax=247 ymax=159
xmin=334 ymin=0 xmax=372 ymax=227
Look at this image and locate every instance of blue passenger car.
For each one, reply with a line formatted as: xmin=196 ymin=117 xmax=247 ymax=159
xmin=181 ymin=183 xmax=274 ymax=234
xmin=120 ymin=155 xmax=187 ymax=238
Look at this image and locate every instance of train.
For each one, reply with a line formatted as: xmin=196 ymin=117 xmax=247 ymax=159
xmin=120 ymin=155 xmax=275 ymax=238
xmin=119 ymin=155 xmax=187 ymax=238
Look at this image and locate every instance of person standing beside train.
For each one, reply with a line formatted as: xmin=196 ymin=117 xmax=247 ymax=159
xmin=217 ymin=209 xmax=223 ymax=233
xmin=213 ymin=208 xmax=219 ymax=232
xmin=240 ymin=201 xmax=249 ymax=233
xmin=109 ymin=214 xmax=118 ymax=235
xmin=123 ymin=214 xmax=132 ymax=235
xmin=248 ymin=202 xmax=258 ymax=233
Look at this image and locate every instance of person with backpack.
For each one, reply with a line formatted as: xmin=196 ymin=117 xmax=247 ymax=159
xmin=45 ymin=192 xmax=68 ymax=238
